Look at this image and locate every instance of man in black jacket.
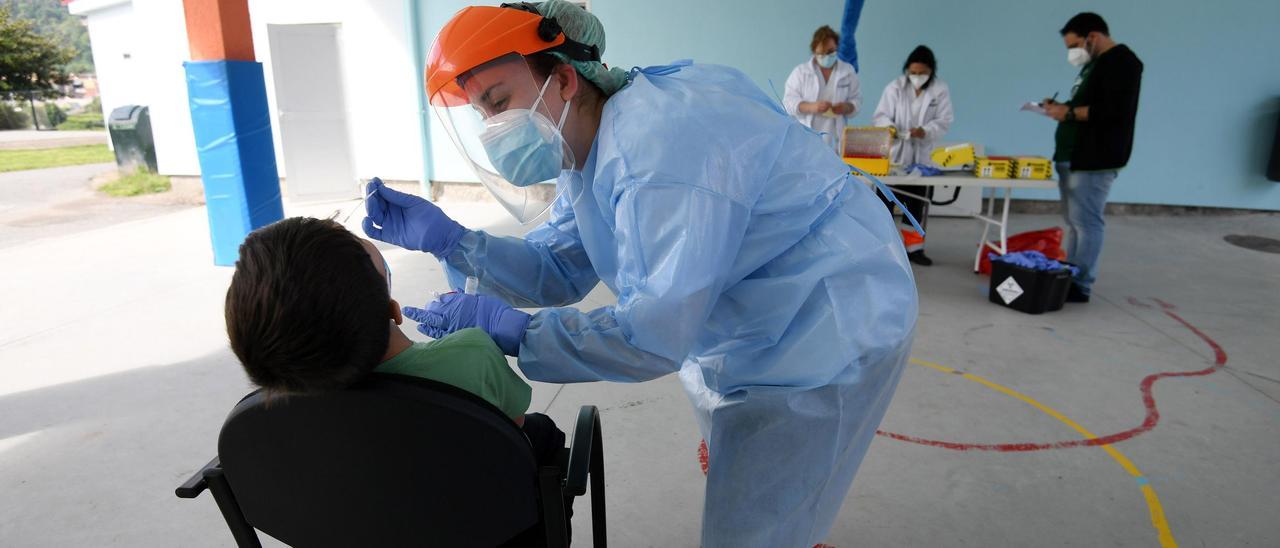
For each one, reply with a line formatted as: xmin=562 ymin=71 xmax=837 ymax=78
xmin=1043 ymin=12 xmax=1143 ymax=303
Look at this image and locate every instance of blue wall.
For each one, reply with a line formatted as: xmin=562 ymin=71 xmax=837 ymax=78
xmin=597 ymin=0 xmax=1280 ymax=211
xmin=422 ymin=0 xmax=1280 ymax=210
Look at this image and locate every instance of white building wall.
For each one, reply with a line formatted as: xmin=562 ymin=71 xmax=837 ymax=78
xmin=247 ymin=0 xmax=424 ymax=183
xmin=74 ymin=0 xmax=427 ymax=183
xmin=133 ymin=0 xmax=201 ymax=176
xmin=74 ymin=0 xmax=141 ymax=148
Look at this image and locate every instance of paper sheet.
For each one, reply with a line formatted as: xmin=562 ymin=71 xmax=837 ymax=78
xmin=1020 ymin=101 xmax=1049 ymax=116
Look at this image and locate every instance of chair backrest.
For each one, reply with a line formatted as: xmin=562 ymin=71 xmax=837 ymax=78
xmin=217 ymin=373 xmax=539 ymax=547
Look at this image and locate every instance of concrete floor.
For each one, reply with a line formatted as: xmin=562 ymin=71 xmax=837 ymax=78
xmin=0 ymin=163 xmax=189 ymax=249
xmin=0 ymin=190 xmax=1277 ymax=547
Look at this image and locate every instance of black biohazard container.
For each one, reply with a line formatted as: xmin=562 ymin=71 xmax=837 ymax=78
xmin=988 ymin=260 xmax=1073 ymax=314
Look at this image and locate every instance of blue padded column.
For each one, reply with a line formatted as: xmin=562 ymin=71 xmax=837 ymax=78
xmin=185 ymin=60 xmax=284 ymax=266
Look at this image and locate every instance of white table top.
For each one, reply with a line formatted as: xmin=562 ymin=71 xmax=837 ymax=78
xmin=863 ymin=171 xmax=1058 ymax=190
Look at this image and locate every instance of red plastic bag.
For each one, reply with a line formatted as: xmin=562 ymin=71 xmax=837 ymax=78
xmin=978 ymin=227 xmax=1066 ymax=275
xmin=900 ymin=228 xmax=924 ymax=252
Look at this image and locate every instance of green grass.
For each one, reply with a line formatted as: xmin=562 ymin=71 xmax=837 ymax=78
xmin=0 ymin=144 xmax=115 ymax=172
xmin=57 ymin=113 xmax=106 ymax=130
xmin=99 ymin=167 xmax=171 ymax=197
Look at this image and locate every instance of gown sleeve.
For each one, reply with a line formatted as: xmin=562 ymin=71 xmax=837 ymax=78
xmin=783 ymin=65 xmax=806 ymax=118
xmin=517 ymin=181 xmax=751 ymax=383
xmin=922 ymin=84 xmax=954 ymax=139
xmin=440 ymin=194 xmax=599 ymax=308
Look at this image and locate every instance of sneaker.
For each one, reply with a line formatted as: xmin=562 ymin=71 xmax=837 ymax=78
xmin=908 ymin=250 xmax=933 ymax=266
xmin=1066 ymin=283 xmax=1090 ymax=303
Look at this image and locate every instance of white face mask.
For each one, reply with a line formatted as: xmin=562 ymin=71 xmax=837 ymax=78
xmin=1067 ymin=47 xmax=1091 ymax=67
xmin=478 ymin=76 xmax=572 ymax=188
xmin=908 ymin=74 xmax=929 ymax=89
xmin=815 ymin=53 xmax=837 ymax=69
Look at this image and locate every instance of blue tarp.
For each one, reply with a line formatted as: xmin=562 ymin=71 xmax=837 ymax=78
xmin=839 ymin=0 xmax=864 ymax=72
xmin=185 ymin=60 xmax=283 ymax=266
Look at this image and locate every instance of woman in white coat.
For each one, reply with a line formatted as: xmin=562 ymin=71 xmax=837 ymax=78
xmin=784 ymin=25 xmax=861 ymax=153
xmin=873 ymin=45 xmax=954 ymax=265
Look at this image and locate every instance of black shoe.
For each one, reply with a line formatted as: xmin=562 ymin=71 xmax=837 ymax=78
xmin=1066 ymin=283 xmax=1090 ymax=303
xmin=908 ymin=250 xmax=933 ymax=266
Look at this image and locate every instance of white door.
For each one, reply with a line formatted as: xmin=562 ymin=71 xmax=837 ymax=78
xmin=267 ymin=23 xmax=356 ymax=202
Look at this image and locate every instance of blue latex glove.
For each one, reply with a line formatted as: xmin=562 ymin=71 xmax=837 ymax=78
xmin=904 ymin=162 xmax=942 ymax=177
xmin=403 ymin=293 xmax=531 ymax=356
xmin=362 ymin=177 xmax=466 ymax=257
xmin=989 ymin=250 xmax=1080 ymax=277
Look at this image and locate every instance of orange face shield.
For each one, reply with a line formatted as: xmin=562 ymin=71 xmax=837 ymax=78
xmin=425 ymin=5 xmax=599 ymax=108
xmin=423 ymin=4 xmax=602 ymax=224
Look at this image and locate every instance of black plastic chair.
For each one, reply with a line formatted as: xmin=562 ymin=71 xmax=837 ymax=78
xmin=176 ymin=373 xmax=605 ymax=547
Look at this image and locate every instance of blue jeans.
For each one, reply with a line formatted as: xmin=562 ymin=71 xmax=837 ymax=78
xmin=1056 ymin=162 xmax=1117 ymax=294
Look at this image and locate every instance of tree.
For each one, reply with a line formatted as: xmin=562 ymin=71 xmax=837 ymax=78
xmin=0 ymin=5 xmax=73 ymax=99
xmin=2 ymin=0 xmax=94 ymax=75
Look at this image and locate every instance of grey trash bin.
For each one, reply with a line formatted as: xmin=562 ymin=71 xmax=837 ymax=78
xmin=107 ymin=105 xmax=158 ymax=173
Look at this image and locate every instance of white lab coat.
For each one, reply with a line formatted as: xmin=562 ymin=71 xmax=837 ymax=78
xmin=783 ymin=58 xmax=861 ymax=152
xmin=872 ymin=75 xmax=954 ymax=166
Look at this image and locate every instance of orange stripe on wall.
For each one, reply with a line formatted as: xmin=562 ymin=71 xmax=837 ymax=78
xmin=182 ymin=0 xmax=255 ymax=61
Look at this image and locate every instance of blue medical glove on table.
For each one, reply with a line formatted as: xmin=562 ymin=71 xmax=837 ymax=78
xmin=404 ymin=293 xmax=531 ymax=356
xmin=362 ymin=178 xmax=466 ymax=257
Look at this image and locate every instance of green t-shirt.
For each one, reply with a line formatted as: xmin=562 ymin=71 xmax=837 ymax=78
xmin=1053 ymin=61 xmax=1096 ymax=162
xmin=374 ymin=328 xmax=531 ymax=420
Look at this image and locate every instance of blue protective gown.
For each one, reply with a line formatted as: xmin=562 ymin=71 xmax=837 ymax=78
xmin=441 ymin=61 xmax=917 ymax=547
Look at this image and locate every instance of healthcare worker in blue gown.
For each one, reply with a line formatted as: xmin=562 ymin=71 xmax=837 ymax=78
xmin=362 ymin=2 xmax=917 ymax=546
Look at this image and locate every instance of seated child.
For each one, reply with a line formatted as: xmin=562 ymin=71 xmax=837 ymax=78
xmin=222 ymin=216 xmax=564 ymax=466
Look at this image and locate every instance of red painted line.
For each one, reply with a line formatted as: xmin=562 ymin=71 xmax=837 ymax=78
xmin=1152 ymin=297 xmax=1177 ymax=311
xmin=1128 ymin=297 xmax=1152 ymax=309
xmin=876 ymin=298 xmax=1227 ymax=452
xmin=698 ymin=438 xmax=710 ymax=475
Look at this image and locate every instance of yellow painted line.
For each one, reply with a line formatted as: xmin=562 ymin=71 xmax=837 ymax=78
xmin=908 ymin=358 xmax=1177 ymax=547
xmin=1141 ymin=485 xmax=1177 ymax=547
xmin=910 ymin=358 xmax=956 ymax=374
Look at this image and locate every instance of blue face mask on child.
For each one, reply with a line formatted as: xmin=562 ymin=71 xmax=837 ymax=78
xmin=478 ymin=76 xmax=573 ymax=187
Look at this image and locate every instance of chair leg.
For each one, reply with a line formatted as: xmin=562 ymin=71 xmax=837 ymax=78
xmin=204 ymin=468 xmax=263 ymax=548
xmin=588 ymin=412 xmax=606 ymax=548
xmin=564 ymin=405 xmax=607 ymax=546
xmin=539 ymin=467 xmax=569 ymax=548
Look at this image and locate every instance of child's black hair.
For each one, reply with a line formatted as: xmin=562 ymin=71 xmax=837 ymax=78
xmin=225 ymin=217 xmax=390 ymax=395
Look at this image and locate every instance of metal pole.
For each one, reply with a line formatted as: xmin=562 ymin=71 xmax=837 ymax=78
xmin=27 ymin=91 xmax=40 ymax=130
xmin=405 ymin=0 xmax=435 ymax=200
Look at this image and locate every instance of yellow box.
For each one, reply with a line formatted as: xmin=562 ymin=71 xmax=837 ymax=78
xmin=973 ymin=156 xmax=1014 ymax=179
xmin=1012 ymin=156 xmax=1053 ymax=180
xmin=841 ymin=126 xmax=893 ymax=176
xmin=844 ymin=156 xmax=892 ymax=176
xmin=931 ymin=143 xmax=976 ymax=168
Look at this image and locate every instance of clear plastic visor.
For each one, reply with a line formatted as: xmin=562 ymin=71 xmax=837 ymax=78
xmin=431 ymin=53 xmax=578 ymax=224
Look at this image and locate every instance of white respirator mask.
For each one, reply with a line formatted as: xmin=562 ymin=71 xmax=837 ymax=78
xmin=1067 ymin=47 xmax=1091 ymax=67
